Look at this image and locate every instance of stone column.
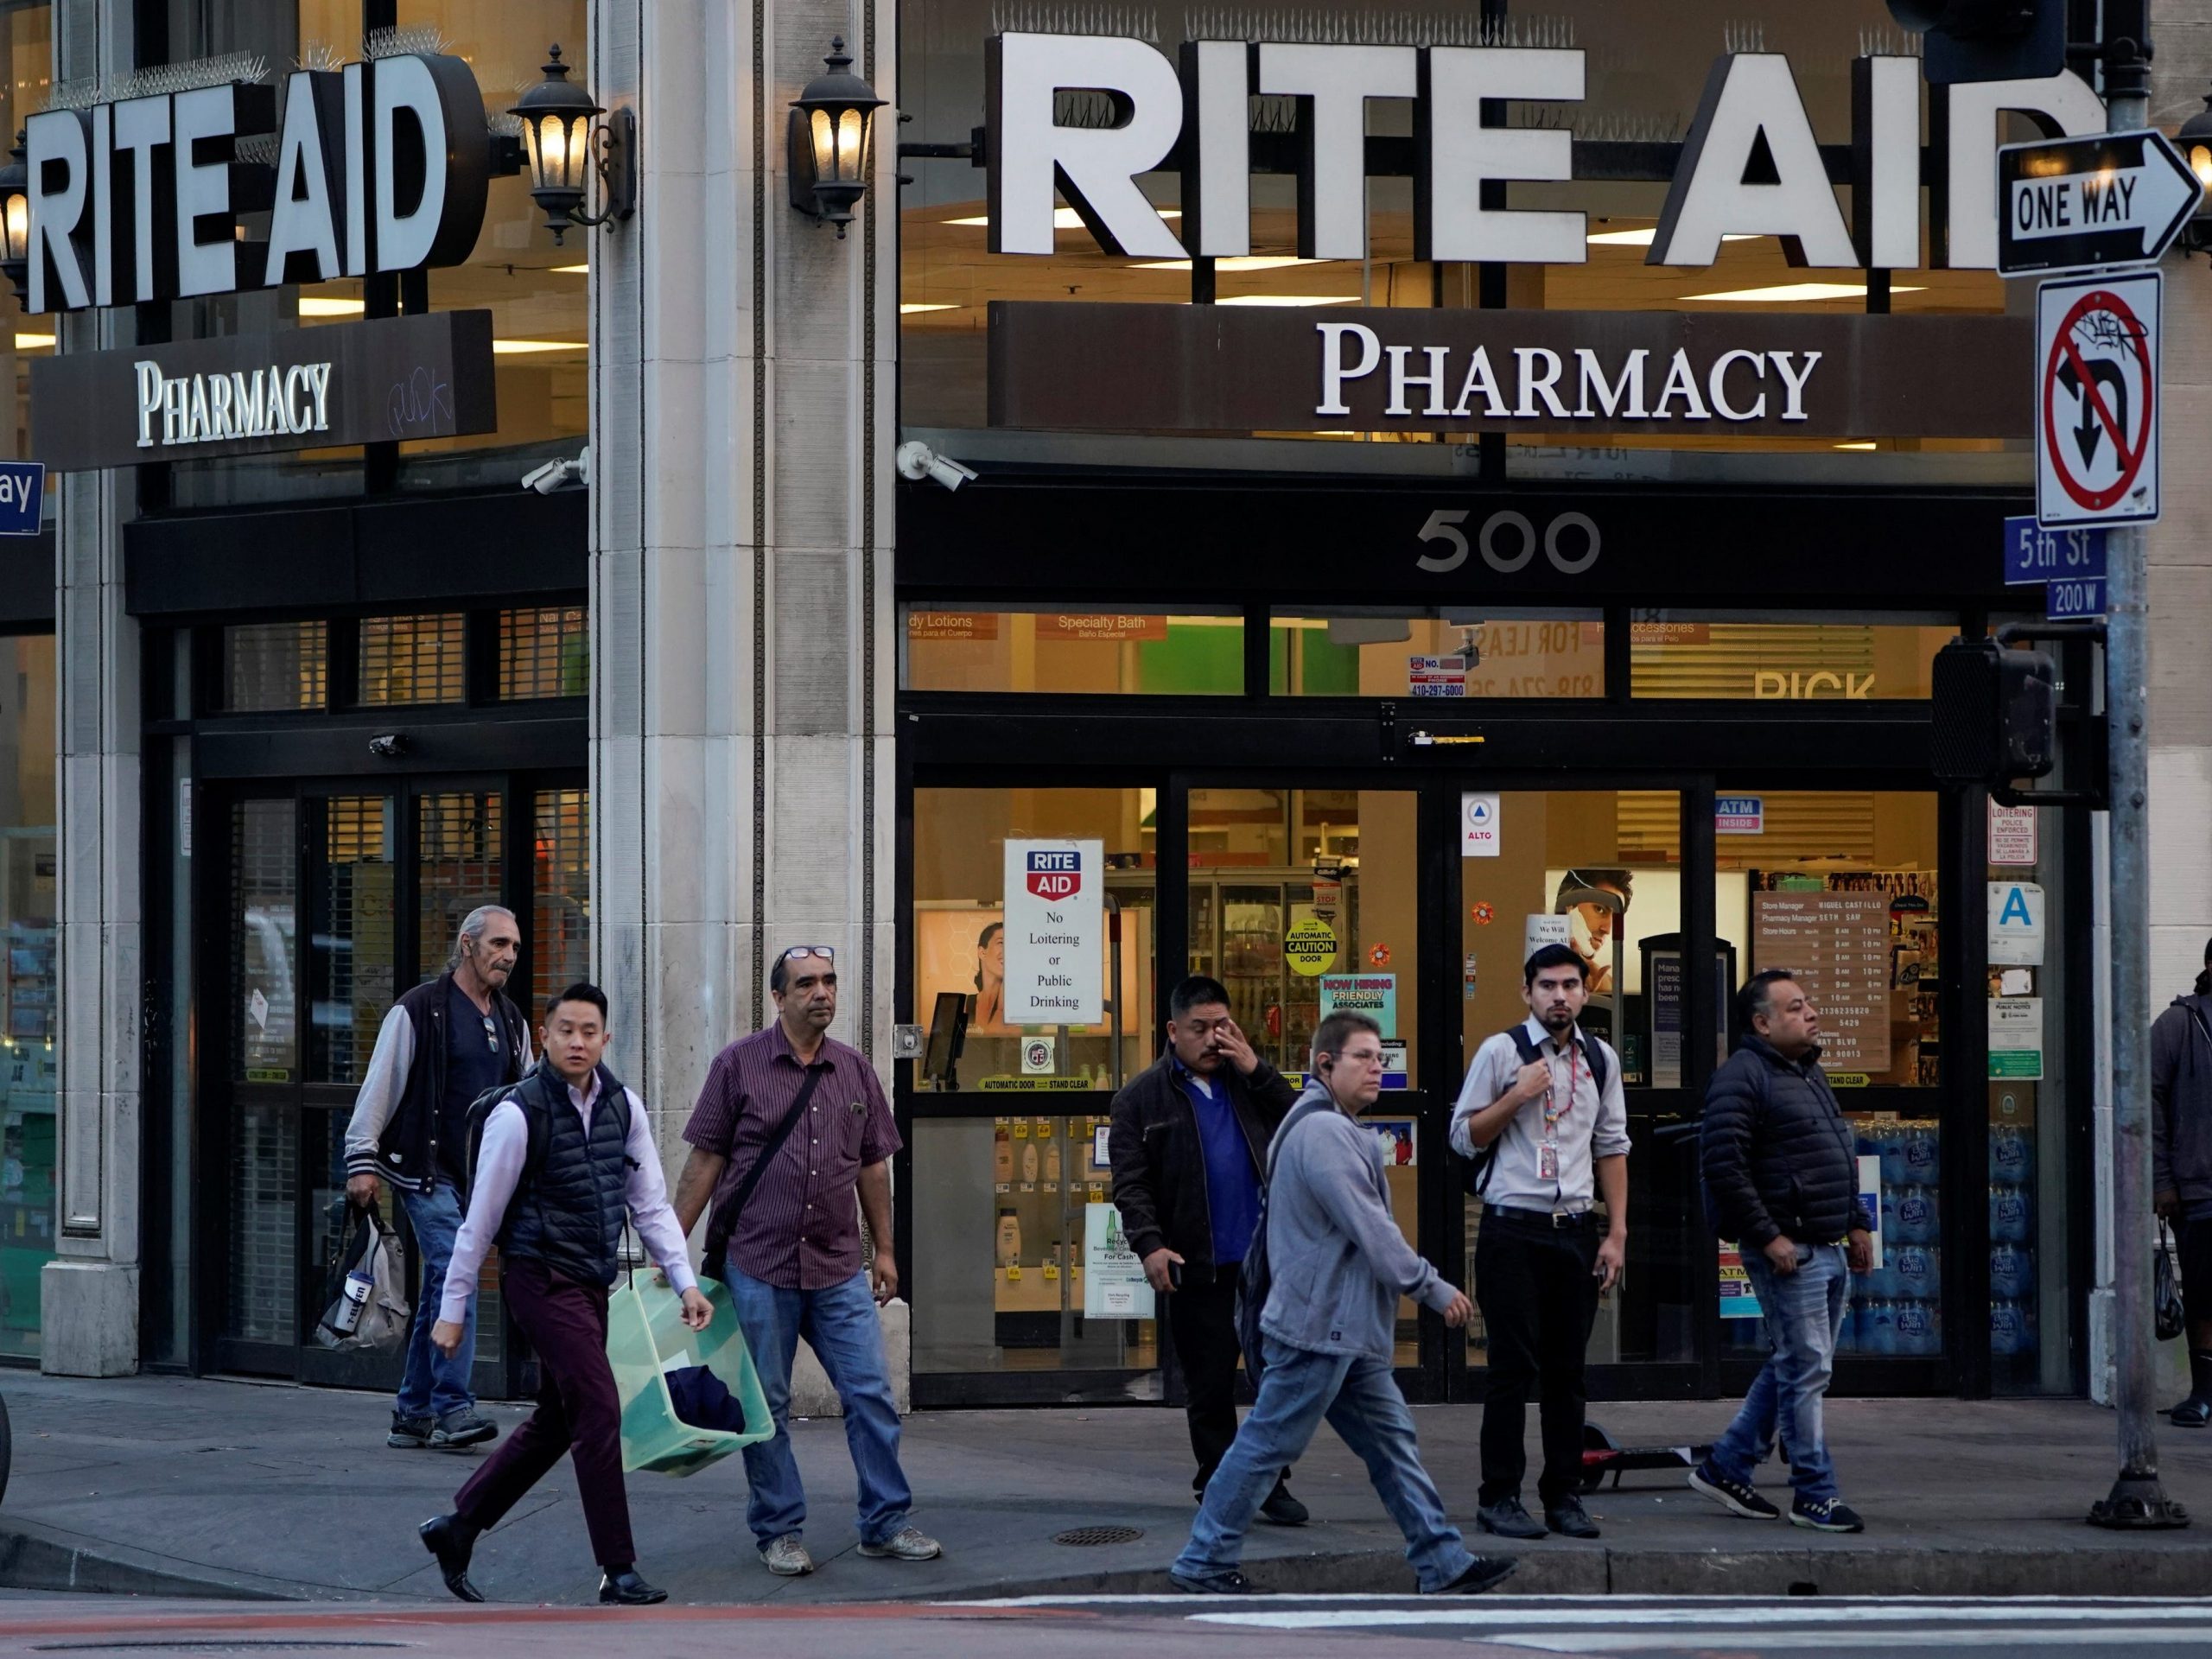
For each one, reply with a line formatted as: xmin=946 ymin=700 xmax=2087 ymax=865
xmin=590 ymin=0 xmax=899 ymax=1402
xmin=41 ymin=0 xmax=143 ymax=1376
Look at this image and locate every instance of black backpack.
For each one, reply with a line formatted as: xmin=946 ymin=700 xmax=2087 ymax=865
xmin=1234 ymin=1093 xmax=1338 ymax=1386
xmin=461 ymin=1060 xmax=635 ymax=1200
xmin=1458 ymin=1027 xmax=1611 ymax=1198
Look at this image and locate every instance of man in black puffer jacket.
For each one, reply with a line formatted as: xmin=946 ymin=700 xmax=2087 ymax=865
xmin=1688 ymin=970 xmax=1874 ymax=1535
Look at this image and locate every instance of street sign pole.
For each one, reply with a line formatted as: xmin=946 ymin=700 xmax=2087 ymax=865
xmin=2088 ymin=13 xmax=2188 ymax=1532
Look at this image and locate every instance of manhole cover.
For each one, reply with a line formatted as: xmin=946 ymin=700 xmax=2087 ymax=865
xmin=1052 ymin=1524 xmax=1143 ymax=1547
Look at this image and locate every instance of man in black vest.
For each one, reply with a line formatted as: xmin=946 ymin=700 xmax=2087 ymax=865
xmin=1109 ymin=975 xmax=1304 ymax=1522
xmin=344 ymin=906 xmax=532 ymax=1452
xmin=416 ymin=983 xmax=711 ymax=1605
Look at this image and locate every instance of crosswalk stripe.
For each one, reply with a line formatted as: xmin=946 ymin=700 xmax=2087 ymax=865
xmin=1185 ymin=1604 xmax=2212 ymax=1630
xmin=1480 ymin=1630 xmax=2212 ymax=1652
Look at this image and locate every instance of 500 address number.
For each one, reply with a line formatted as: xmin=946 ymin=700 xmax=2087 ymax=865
xmin=1415 ymin=510 xmax=1602 ymax=575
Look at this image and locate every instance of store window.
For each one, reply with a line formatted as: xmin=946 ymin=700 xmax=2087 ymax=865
xmin=904 ymin=608 xmax=1243 ymax=695
xmin=416 ymin=792 xmax=502 ymax=985
xmin=1630 ymin=614 xmax=1953 ymax=700
xmin=358 ymin=614 xmax=467 ymax=707
xmin=1715 ymin=791 xmax=1942 ymax=1362
xmin=1272 ymin=610 xmax=1603 ymax=698
xmin=226 ymin=622 xmax=330 ymax=713
xmin=1459 ymin=788 xmax=1694 ymax=1370
xmin=0 ymin=633 xmax=56 ymax=1361
xmin=501 ymin=607 xmax=589 ymax=700
xmin=910 ymin=786 xmax=1157 ymax=1377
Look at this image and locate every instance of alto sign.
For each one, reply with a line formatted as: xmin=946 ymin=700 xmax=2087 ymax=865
xmin=24 ymin=50 xmax=491 ymax=315
xmin=984 ymin=35 xmax=2105 ymax=269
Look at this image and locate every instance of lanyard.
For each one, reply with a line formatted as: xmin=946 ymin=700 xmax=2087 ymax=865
xmin=1541 ymin=1040 xmax=1581 ymax=1141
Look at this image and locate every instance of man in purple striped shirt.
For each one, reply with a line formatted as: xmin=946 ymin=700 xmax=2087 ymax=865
xmin=672 ymin=946 xmax=939 ymax=1579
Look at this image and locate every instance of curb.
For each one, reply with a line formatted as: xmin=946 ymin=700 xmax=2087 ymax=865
xmin=0 ymin=1518 xmax=303 ymax=1601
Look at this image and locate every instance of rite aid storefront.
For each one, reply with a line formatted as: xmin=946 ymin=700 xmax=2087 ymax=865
xmin=890 ymin=1 xmax=2102 ymax=1409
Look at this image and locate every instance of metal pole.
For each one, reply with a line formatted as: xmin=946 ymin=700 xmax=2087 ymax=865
xmin=2089 ymin=10 xmax=2188 ymax=1529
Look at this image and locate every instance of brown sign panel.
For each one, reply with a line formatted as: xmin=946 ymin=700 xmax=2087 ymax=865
xmin=988 ymin=303 xmax=2031 ymax=439
xmin=30 ymin=310 xmax=499 ymax=473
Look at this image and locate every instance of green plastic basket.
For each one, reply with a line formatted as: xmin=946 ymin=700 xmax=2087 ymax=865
xmin=607 ymin=1276 xmax=773 ymax=1477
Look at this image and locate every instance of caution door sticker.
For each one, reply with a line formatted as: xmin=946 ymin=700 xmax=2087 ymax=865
xmin=2035 ymin=270 xmax=2160 ymax=528
xmin=1284 ymin=918 xmax=1339 ymax=977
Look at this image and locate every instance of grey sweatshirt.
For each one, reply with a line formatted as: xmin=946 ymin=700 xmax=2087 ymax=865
xmin=2152 ymin=993 xmax=2212 ymax=1219
xmin=1259 ymin=1080 xmax=1459 ymax=1362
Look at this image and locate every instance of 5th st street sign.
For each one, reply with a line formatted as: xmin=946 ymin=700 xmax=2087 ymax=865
xmin=1997 ymin=130 xmax=2204 ymax=278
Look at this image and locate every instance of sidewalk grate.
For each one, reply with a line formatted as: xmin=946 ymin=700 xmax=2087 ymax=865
xmin=1052 ymin=1524 xmax=1144 ymax=1547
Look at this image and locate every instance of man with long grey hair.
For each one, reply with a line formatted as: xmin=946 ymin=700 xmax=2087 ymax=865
xmin=346 ymin=905 xmax=533 ymax=1451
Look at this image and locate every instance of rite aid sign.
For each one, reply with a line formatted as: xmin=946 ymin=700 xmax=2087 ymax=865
xmin=24 ymin=50 xmax=491 ymax=314
xmin=984 ymin=34 xmax=2103 ymax=269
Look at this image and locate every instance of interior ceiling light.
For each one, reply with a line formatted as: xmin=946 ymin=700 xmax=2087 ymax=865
xmin=296 ymin=296 xmax=365 ymax=315
xmin=492 ymin=338 xmax=587 ymax=353
xmin=943 ymin=207 xmax=1180 ymax=227
xmin=551 ymin=263 xmax=589 ymax=274
xmin=1586 ymin=228 xmax=1757 ymax=247
xmin=1135 ymin=255 xmax=1312 ymax=270
xmin=1834 ymin=441 xmax=1879 ymax=450
xmin=12 ymin=331 xmax=51 ymax=348
xmin=899 ymin=302 xmax=959 ymax=314
xmin=1682 ymin=282 xmax=1925 ymax=302
xmin=1215 ymin=294 xmax=1357 ymax=307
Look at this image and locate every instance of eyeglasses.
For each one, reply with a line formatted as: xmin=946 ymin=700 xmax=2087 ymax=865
xmin=782 ymin=945 xmax=835 ymax=963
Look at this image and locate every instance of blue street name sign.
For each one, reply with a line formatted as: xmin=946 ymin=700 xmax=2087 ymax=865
xmin=0 ymin=461 xmax=41 ymax=537
xmin=2004 ymin=515 xmax=2106 ymax=586
xmin=2047 ymin=575 xmax=2107 ymax=620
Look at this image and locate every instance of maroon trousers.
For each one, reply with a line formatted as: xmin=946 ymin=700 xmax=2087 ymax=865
xmin=453 ymin=1259 xmax=634 ymax=1567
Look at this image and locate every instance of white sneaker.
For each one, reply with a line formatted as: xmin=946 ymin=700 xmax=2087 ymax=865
xmin=856 ymin=1525 xmax=943 ymax=1561
xmin=760 ymin=1533 xmax=816 ymax=1576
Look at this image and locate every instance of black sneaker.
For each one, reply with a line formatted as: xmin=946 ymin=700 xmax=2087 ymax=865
xmin=1258 ymin=1481 xmax=1310 ymax=1528
xmin=1476 ymin=1497 xmax=1548 ymax=1540
xmin=1171 ymin=1568 xmax=1255 ymax=1594
xmin=1428 ymin=1556 xmax=1517 ymax=1596
xmin=1789 ymin=1495 xmax=1865 ymax=1534
xmin=387 ymin=1414 xmax=434 ymax=1449
xmin=430 ymin=1409 xmax=498 ymax=1451
xmin=1544 ymin=1494 xmax=1600 ymax=1540
xmin=1688 ymin=1460 xmax=1781 ymax=1520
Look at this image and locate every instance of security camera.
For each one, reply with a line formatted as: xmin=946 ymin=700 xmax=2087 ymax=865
xmin=520 ymin=447 xmax=591 ymax=495
xmin=896 ymin=441 xmax=978 ymax=493
xmin=367 ymin=734 xmax=409 ymax=759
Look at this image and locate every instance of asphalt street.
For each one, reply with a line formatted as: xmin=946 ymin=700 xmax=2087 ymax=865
xmin=1 ymin=1594 xmax=2208 ymax=1657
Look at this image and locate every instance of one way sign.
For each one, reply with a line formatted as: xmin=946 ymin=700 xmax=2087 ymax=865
xmin=1998 ymin=130 xmax=2204 ymax=279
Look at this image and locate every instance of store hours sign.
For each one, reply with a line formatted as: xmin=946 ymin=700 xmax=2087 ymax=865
xmin=1003 ymin=840 xmax=1103 ymax=1027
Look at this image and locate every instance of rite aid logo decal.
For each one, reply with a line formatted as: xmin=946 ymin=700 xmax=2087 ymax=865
xmin=1026 ymin=849 xmax=1084 ymax=900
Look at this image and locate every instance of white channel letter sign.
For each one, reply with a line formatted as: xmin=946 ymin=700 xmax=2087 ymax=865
xmin=1003 ymin=838 xmax=1104 ymax=1026
xmin=982 ymin=34 xmax=2104 ymax=270
xmin=26 ymin=51 xmax=491 ymax=315
xmin=135 ymin=357 xmax=332 ymax=448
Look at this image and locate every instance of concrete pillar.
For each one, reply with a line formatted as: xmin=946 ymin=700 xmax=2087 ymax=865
xmin=41 ymin=0 xmax=142 ymax=1376
xmin=590 ymin=0 xmax=899 ymax=1394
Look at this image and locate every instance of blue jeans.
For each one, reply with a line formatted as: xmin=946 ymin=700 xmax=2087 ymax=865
xmin=1710 ymin=1242 xmax=1848 ymax=1504
xmin=724 ymin=1260 xmax=912 ymax=1549
xmin=395 ymin=1183 xmax=477 ymax=1423
xmin=1174 ymin=1336 xmax=1473 ymax=1592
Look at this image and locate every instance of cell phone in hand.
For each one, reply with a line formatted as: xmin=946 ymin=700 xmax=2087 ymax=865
xmin=1167 ymin=1259 xmax=1185 ymax=1291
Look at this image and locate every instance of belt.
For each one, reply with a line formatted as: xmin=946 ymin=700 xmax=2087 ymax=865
xmin=1486 ymin=1204 xmax=1599 ymax=1230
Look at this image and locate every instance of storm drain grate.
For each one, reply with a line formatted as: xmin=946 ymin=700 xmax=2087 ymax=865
xmin=1052 ymin=1524 xmax=1144 ymax=1547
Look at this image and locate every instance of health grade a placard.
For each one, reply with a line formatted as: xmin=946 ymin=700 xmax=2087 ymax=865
xmin=1003 ymin=839 xmax=1103 ymax=1027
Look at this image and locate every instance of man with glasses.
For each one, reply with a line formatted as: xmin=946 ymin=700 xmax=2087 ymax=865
xmin=345 ymin=906 xmax=533 ymax=1453
xmin=1110 ymin=974 xmax=1305 ymax=1522
xmin=673 ymin=946 xmax=939 ymax=1579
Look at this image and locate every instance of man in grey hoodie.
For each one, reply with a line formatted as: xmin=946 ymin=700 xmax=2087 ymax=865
xmin=2152 ymin=938 xmax=2212 ymax=1427
xmin=1168 ymin=1010 xmax=1516 ymax=1598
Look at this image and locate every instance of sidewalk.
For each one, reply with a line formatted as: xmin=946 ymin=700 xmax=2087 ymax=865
xmin=2 ymin=1369 xmax=2208 ymax=1604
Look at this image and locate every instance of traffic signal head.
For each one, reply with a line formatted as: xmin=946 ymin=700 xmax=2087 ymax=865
xmin=1886 ymin=0 xmax=2066 ymax=86
xmin=1931 ymin=636 xmax=2057 ymax=785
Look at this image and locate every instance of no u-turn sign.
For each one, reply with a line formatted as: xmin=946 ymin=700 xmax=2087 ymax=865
xmin=2036 ymin=270 xmax=2160 ymax=528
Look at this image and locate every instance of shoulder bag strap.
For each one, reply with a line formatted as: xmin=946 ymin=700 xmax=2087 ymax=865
xmin=702 ymin=1066 xmax=828 ymax=1274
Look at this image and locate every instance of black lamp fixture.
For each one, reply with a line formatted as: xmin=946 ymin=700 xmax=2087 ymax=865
xmin=2178 ymin=90 xmax=2212 ymax=258
xmin=0 ymin=130 xmax=28 ymax=302
xmin=788 ymin=37 xmax=885 ymax=238
xmin=508 ymin=44 xmax=636 ymax=246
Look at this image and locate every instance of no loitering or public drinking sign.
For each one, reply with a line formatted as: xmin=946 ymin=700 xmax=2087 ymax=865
xmin=2035 ymin=270 xmax=2160 ymax=529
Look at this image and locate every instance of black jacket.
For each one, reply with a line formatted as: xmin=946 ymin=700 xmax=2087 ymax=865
xmin=1700 ymin=1035 xmax=1871 ymax=1250
xmin=1109 ymin=1048 xmax=1298 ymax=1279
xmin=342 ymin=970 xmax=532 ymax=1192
xmin=499 ymin=1058 xmax=635 ymax=1287
xmin=2152 ymin=993 xmax=2212 ymax=1214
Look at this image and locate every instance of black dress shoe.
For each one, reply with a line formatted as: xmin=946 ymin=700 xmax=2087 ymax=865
xmin=1258 ymin=1480 xmax=1310 ymax=1527
xmin=1476 ymin=1497 xmax=1548 ymax=1540
xmin=1545 ymin=1494 xmax=1601 ymax=1539
xmin=599 ymin=1568 xmax=669 ymax=1605
xmin=418 ymin=1514 xmax=485 ymax=1604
